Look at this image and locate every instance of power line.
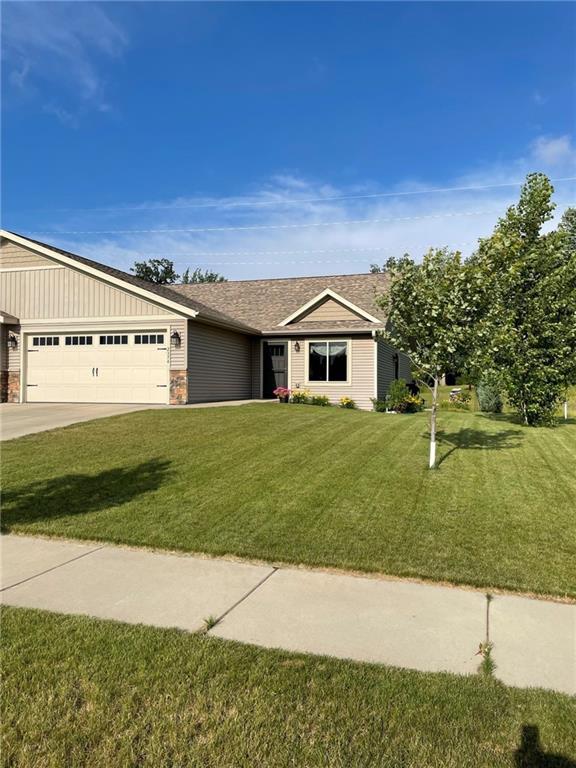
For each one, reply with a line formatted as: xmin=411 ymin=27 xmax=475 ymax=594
xmin=8 ymin=176 xmax=576 ymax=213
xmin=109 ymin=242 xmax=478 ymax=258
xmin=27 ymin=208 xmax=510 ymax=235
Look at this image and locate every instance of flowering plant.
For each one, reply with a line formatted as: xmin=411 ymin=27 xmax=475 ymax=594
xmin=339 ymin=396 xmax=356 ymax=409
xmin=290 ymin=388 xmax=311 ymax=404
xmin=273 ymin=386 xmax=291 ymax=401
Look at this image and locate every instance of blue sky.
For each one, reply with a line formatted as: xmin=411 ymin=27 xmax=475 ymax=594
xmin=2 ymin=1 xmax=575 ymax=279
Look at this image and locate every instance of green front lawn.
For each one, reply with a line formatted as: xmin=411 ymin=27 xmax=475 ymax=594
xmin=2 ymin=404 xmax=575 ymax=597
xmin=2 ymin=607 xmax=575 ymax=768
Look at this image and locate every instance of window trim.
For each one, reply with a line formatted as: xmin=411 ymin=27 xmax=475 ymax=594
xmin=304 ymin=338 xmax=352 ymax=386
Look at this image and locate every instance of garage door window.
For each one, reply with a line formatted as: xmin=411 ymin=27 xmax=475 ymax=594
xmin=65 ymin=336 xmax=93 ymax=346
xmin=135 ymin=334 xmax=164 ymax=344
xmin=32 ymin=337 xmax=60 ymax=347
xmin=100 ymin=335 xmax=128 ymax=345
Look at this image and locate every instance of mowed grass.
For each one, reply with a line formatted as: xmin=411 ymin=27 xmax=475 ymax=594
xmin=2 ymin=404 xmax=575 ymax=597
xmin=2 ymin=607 xmax=575 ymax=768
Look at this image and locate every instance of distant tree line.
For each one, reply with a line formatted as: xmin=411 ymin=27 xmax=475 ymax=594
xmin=131 ymin=259 xmax=226 ymax=285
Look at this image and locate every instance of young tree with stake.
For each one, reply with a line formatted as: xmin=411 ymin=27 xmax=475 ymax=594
xmin=375 ymin=249 xmax=480 ymax=469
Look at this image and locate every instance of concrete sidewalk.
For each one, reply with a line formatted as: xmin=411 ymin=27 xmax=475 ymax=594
xmin=1 ymin=535 xmax=574 ymax=695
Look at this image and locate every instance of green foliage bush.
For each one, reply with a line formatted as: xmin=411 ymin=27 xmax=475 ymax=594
xmin=387 ymin=379 xmax=410 ymax=410
xmin=371 ymin=399 xmax=388 ymax=412
xmin=439 ymin=398 xmax=470 ymax=411
xmin=477 ymin=375 xmax=503 ymax=413
xmin=339 ymin=396 xmax=357 ymax=409
xmin=310 ymin=395 xmax=331 ymax=407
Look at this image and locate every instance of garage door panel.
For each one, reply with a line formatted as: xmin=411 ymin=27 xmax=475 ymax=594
xmin=26 ymin=332 xmax=170 ymax=404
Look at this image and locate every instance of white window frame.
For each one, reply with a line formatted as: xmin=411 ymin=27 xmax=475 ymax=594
xmin=304 ymin=338 xmax=352 ymax=386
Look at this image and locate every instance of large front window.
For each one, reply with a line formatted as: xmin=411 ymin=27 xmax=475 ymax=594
xmin=308 ymin=340 xmax=348 ymax=382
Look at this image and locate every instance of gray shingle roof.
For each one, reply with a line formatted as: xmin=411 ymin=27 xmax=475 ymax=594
xmin=171 ymin=273 xmax=390 ymax=331
xmin=5 ymin=231 xmax=390 ymax=335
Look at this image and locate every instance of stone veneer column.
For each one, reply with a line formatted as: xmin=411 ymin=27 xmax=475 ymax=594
xmin=1 ymin=372 xmax=20 ymax=403
xmin=169 ymin=370 xmax=188 ymax=405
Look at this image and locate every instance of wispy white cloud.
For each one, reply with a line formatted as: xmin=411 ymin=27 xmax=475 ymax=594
xmin=532 ymin=90 xmax=547 ymax=106
xmin=530 ymin=135 xmax=576 ymax=168
xmin=2 ymin=2 xmax=127 ymax=122
xmin=23 ymin=135 xmax=576 ymax=280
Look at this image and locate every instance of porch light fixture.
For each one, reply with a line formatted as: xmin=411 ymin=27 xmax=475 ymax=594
xmin=294 ymin=341 xmax=300 ymax=352
xmin=170 ymin=330 xmax=181 ymax=347
xmin=7 ymin=333 xmax=18 ymax=351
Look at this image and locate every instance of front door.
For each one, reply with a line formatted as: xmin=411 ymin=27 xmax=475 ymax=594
xmin=262 ymin=341 xmax=288 ymax=398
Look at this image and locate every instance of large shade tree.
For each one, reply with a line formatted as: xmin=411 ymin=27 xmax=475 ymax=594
xmin=375 ymin=248 xmax=481 ymax=468
xmin=471 ymin=174 xmax=576 ymax=425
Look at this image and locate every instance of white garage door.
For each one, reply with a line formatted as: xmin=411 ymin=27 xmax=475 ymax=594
xmin=25 ymin=332 xmax=169 ymax=404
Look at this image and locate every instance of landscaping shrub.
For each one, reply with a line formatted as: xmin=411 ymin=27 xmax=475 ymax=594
xmin=310 ymin=394 xmax=331 ymax=407
xmin=401 ymin=394 xmax=424 ymax=413
xmin=439 ymin=398 xmax=470 ymax=411
xmin=477 ymin=375 xmax=503 ymax=414
xmin=385 ymin=380 xmax=425 ymax=413
xmin=370 ymin=398 xmax=388 ymax=413
xmin=339 ymin=396 xmax=356 ymax=409
xmin=387 ymin=379 xmax=410 ymax=410
xmin=290 ymin=389 xmax=310 ymax=404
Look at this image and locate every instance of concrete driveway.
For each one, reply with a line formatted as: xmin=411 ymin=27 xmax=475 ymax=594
xmin=0 ymin=403 xmax=154 ymax=440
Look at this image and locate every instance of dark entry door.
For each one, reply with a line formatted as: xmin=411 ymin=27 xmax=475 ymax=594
xmin=263 ymin=341 xmax=288 ymax=397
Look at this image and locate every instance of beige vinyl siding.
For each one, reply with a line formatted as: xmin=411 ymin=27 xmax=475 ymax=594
xmin=289 ymin=335 xmax=375 ymax=410
xmin=377 ymin=338 xmax=412 ymax=399
xmin=1 ymin=253 xmax=169 ymax=320
xmin=168 ymin=319 xmax=187 ymax=371
xmin=7 ymin=326 xmax=21 ymax=372
xmin=187 ymin=321 xmax=252 ymax=402
xmin=298 ymin=297 xmax=364 ymax=323
xmin=0 ymin=325 xmax=8 ymax=370
xmin=0 ymin=242 xmax=55 ymax=269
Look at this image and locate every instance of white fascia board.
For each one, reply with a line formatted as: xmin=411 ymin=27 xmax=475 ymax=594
xmin=278 ymin=288 xmax=382 ymax=326
xmin=1 ymin=230 xmax=198 ymax=319
xmin=0 ymin=312 xmax=19 ymax=324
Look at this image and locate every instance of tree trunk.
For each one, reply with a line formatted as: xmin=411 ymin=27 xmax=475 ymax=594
xmin=429 ymin=374 xmax=439 ymax=469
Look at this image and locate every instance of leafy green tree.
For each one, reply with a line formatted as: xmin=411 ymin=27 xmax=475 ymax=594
xmin=471 ymin=174 xmax=576 ymax=425
xmin=181 ymin=268 xmax=227 ymax=284
xmin=131 ymin=258 xmax=179 ymax=285
xmin=375 ymin=249 xmax=480 ymax=468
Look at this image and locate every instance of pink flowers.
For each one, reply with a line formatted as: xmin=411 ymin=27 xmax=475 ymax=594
xmin=273 ymin=386 xmax=291 ymax=401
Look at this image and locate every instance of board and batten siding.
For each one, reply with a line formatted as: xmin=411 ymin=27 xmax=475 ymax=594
xmin=288 ymin=335 xmax=375 ymax=410
xmin=376 ymin=338 xmax=412 ymax=400
xmin=0 ymin=242 xmax=169 ymax=319
xmin=187 ymin=321 xmax=253 ymax=402
xmin=298 ymin=298 xmax=364 ymax=323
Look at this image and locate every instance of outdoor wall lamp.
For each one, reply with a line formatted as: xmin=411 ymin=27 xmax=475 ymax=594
xmin=170 ymin=330 xmax=181 ymax=347
xmin=294 ymin=341 xmax=300 ymax=352
xmin=7 ymin=333 xmax=18 ymax=351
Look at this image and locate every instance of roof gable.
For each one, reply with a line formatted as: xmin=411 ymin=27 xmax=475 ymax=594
xmin=278 ymin=288 xmax=381 ymax=326
xmin=0 ymin=231 xmax=259 ymax=332
xmin=172 ymin=273 xmax=389 ymax=331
